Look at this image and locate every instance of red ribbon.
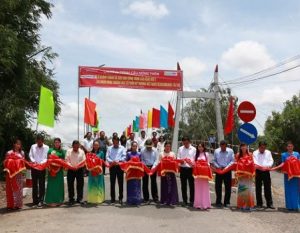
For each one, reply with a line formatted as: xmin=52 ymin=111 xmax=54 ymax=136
xmin=85 ymin=153 xmax=105 ymax=176
xmin=151 ymin=156 xmax=183 ymax=176
xmin=193 ymin=160 xmax=213 ymax=180
xmin=119 ymin=156 xmax=151 ymax=180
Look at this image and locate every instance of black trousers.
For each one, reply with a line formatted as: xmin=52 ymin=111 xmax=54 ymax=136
xmin=67 ymin=168 xmax=84 ymax=202
xmin=142 ymin=165 xmax=158 ymax=201
xmin=109 ymin=165 xmax=124 ymax=201
xmin=255 ymin=169 xmax=273 ymax=206
xmin=31 ymin=168 xmax=46 ymax=204
xmin=215 ymin=171 xmax=232 ymax=205
xmin=180 ymin=167 xmax=194 ymax=203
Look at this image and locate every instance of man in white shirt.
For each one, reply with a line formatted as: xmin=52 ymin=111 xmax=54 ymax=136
xmin=82 ymin=132 xmax=93 ymax=153
xmin=29 ymin=134 xmax=49 ymax=207
xmin=65 ymin=140 xmax=86 ymax=205
xmin=137 ymin=130 xmax=148 ymax=151
xmin=126 ymin=132 xmax=138 ymax=151
xmin=177 ymin=136 xmax=196 ymax=206
xmin=253 ymin=141 xmax=274 ymax=209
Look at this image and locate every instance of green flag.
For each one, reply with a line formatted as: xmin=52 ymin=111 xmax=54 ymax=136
xmin=38 ymin=86 xmax=54 ymax=127
xmin=92 ymin=111 xmax=99 ymax=132
xmin=133 ymin=120 xmax=138 ymax=132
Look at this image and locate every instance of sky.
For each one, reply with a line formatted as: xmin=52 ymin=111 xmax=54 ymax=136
xmin=35 ymin=0 xmax=300 ymax=143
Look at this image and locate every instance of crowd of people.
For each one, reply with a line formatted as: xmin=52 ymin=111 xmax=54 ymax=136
xmin=4 ymin=130 xmax=300 ymax=212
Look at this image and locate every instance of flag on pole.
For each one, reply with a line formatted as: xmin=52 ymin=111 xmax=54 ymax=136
xmin=91 ymin=110 xmax=99 ymax=132
xmin=147 ymin=109 xmax=152 ymax=128
xmin=160 ymin=105 xmax=168 ymax=128
xmin=168 ymin=102 xmax=175 ymax=128
xmin=84 ymin=98 xmax=97 ymax=126
xmin=139 ymin=114 xmax=144 ymax=129
xmin=152 ymin=108 xmax=160 ymax=128
xmin=135 ymin=116 xmax=140 ymax=130
xmin=133 ymin=120 xmax=138 ymax=132
xmin=127 ymin=125 xmax=132 ymax=136
xmin=139 ymin=113 xmax=147 ymax=129
xmin=224 ymin=96 xmax=234 ymax=135
xmin=38 ymin=86 xmax=55 ymax=127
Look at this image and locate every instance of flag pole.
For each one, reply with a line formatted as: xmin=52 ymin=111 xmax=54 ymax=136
xmin=77 ymin=66 xmax=80 ymax=140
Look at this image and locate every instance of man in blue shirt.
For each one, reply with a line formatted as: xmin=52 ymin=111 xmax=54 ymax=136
xmin=212 ymin=140 xmax=234 ymax=208
xmin=141 ymin=139 xmax=159 ymax=203
xmin=106 ymin=136 xmax=126 ymax=204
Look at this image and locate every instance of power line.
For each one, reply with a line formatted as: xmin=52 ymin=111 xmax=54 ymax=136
xmin=225 ymin=63 xmax=300 ymax=86
xmin=220 ymin=54 xmax=300 ymax=85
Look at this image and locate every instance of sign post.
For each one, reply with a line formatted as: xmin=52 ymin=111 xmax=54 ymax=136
xmin=237 ymin=101 xmax=257 ymax=144
xmin=238 ymin=123 xmax=258 ymax=144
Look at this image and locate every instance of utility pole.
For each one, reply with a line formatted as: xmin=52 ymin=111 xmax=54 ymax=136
xmin=213 ymin=65 xmax=224 ymax=143
xmin=171 ymin=64 xmax=224 ymax=153
xmin=171 ymin=91 xmax=182 ymax=153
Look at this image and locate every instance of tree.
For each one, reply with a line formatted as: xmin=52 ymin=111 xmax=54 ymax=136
xmin=179 ymin=86 xmax=241 ymax=147
xmin=264 ymin=92 xmax=300 ymax=152
xmin=0 ymin=1 xmax=61 ymax=166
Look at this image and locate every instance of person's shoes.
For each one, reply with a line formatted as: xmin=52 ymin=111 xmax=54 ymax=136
xmin=153 ymin=199 xmax=159 ymax=203
xmin=110 ymin=200 xmax=115 ymax=205
xmin=37 ymin=202 xmax=43 ymax=208
xmin=181 ymin=202 xmax=188 ymax=207
xmin=119 ymin=200 xmax=123 ymax=205
xmin=267 ymin=205 xmax=275 ymax=209
xmin=143 ymin=199 xmax=149 ymax=204
xmin=189 ymin=202 xmax=194 ymax=207
xmin=68 ymin=200 xmax=75 ymax=205
xmin=256 ymin=205 xmax=263 ymax=209
xmin=215 ymin=203 xmax=222 ymax=208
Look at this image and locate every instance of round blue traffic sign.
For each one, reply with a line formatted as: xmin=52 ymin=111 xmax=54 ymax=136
xmin=238 ymin=123 xmax=258 ymax=144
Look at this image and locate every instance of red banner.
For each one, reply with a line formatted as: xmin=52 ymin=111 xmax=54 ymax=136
xmin=79 ymin=66 xmax=183 ymax=91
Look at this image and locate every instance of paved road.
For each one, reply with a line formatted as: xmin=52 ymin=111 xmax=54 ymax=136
xmin=0 ymin=172 xmax=299 ymax=233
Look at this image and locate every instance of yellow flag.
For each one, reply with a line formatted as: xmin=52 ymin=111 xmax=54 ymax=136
xmin=147 ymin=109 xmax=152 ymax=128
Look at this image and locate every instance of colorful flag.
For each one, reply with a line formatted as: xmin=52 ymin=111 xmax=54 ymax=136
xmin=224 ymin=96 xmax=234 ymax=135
xmin=133 ymin=120 xmax=138 ymax=132
xmin=135 ymin=116 xmax=140 ymax=130
xmin=84 ymin=98 xmax=97 ymax=126
xmin=91 ymin=110 xmax=99 ymax=131
xmin=139 ymin=114 xmax=144 ymax=129
xmin=147 ymin=109 xmax=152 ymax=128
xmin=127 ymin=125 xmax=132 ymax=136
xmin=152 ymin=108 xmax=160 ymax=128
xmin=139 ymin=113 xmax=147 ymax=129
xmin=160 ymin=105 xmax=168 ymax=128
xmin=168 ymin=102 xmax=175 ymax=128
xmin=38 ymin=86 xmax=55 ymax=127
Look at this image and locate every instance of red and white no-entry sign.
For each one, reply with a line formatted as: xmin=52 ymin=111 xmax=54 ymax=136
xmin=237 ymin=101 xmax=256 ymax=122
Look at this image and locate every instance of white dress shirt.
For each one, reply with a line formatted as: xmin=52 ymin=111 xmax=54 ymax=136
xmin=177 ymin=145 xmax=196 ymax=168
xmin=65 ymin=148 xmax=86 ymax=166
xmin=137 ymin=137 xmax=148 ymax=150
xmin=29 ymin=144 xmax=49 ymax=164
xmin=126 ymin=139 xmax=138 ymax=150
xmin=82 ymin=138 xmax=93 ymax=152
xmin=253 ymin=149 xmax=274 ymax=167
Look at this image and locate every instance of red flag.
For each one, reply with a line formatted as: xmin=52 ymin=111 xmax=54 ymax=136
xmin=127 ymin=125 xmax=132 ymax=136
xmin=152 ymin=108 xmax=160 ymax=128
xmin=224 ymin=97 xmax=234 ymax=135
xmin=84 ymin=98 xmax=97 ymax=126
xmin=168 ymin=102 xmax=175 ymax=128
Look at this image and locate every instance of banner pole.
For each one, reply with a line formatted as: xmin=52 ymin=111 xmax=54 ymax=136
xmin=77 ymin=66 xmax=80 ymax=140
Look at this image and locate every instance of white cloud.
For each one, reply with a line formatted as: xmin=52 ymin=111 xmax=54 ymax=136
xmin=221 ymin=41 xmax=275 ymax=74
xmin=179 ymin=57 xmax=207 ymax=87
xmin=122 ymin=1 xmax=169 ymax=19
xmin=247 ymin=86 xmax=293 ymax=107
